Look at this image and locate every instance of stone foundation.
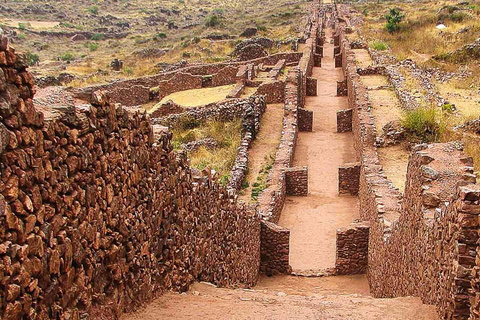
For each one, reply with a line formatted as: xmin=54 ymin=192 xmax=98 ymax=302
xmin=338 ymin=163 xmax=360 ymax=195
xmin=335 ymin=223 xmax=369 ymax=275
xmin=285 ymin=166 xmax=308 ymax=196
xmin=336 ymin=108 xmax=352 ymax=132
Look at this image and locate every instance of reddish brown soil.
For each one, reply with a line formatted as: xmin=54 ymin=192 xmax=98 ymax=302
xmin=122 ymin=275 xmax=438 ymax=320
xmin=278 ymin=30 xmax=358 ymax=272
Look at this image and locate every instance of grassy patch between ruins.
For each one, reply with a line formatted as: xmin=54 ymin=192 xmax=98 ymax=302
xmin=171 ymin=119 xmax=242 ymax=184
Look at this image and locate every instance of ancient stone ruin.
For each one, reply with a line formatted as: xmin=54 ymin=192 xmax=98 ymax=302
xmin=1 ymin=1 xmax=480 ymax=319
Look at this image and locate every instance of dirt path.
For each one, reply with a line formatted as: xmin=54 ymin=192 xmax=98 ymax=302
xmin=277 ymin=29 xmax=358 ymax=272
xmin=239 ymin=104 xmax=284 ymax=202
xmin=123 ymin=275 xmax=437 ymax=320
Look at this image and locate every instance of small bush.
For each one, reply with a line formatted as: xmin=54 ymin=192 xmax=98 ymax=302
xmin=441 ymin=103 xmax=455 ymax=113
xmin=156 ymin=32 xmax=167 ymax=39
xmin=122 ymin=67 xmax=133 ymax=75
xmin=257 ymin=25 xmax=267 ymax=32
xmin=205 ymin=15 xmax=222 ymax=28
xmin=371 ymin=40 xmax=388 ymax=51
xmin=90 ymin=33 xmax=103 ymax=41
xmin=88 ymin=6 xmax=99 ymax=14
xmin=60 ymin=52 xmax=75 ymax=62
xmin=89 ymin=43 xmax=99 ymax=52
xmin=450 ymin=11 xmax=469 ymax=22
xmin=192 ymin=36 xmax=201 ymax=44
xmin=18 ymin=23 xmax=27 ymax=30
xmin=182 ymin=52 xmax=191 ymax=58
xmin=401 ymin=107 xmax=442 ymax=142
xmin=17 ymin=34 xmax=26 ymax=40
xmin=27 ymin=52 xmax=40 ymax=65
xmin=385 ymin=8 xmax=404 ymax=33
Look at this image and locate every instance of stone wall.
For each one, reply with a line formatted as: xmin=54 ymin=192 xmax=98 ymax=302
xmin=336 ymin=7 xmax=480 ymax=318
xmin=336 ymin=108 xmax=352 ymax=132
xmin=306 ymin=77 xmax=317 ymax=96
xmin=260 ymin=221 xmax=291 ymax=275
xmin=154 ymin=96 xmax=266 ymax=128
xmin=257 ymin=2 xmax=323 ymax=275
xmin=335 ymin=222 xmax=369 ymax=275
xmin=0 ymin=36 xmax=261 ymax=319
xmin=73 ymin=52 xmax=303 ymax=106
xmin=338 ymin=162 xmax=360 ymax=195
xmin=256 ymin=81 xmax=286 ymax=104
xmin=298 ymin=108 xmax=313 ymax=132
xmin=285 ymin=167 xmax=308 ymax=196
xmin=336 ymin=79 xmax=347 ymax=96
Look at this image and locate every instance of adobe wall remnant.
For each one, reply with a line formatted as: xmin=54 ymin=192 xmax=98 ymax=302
xmin=298 ymin=108 xmax=313 ymax=132
xmin=306 ymin=77 xmax=317 ymax=96
xmin=338 ymin=162 xmax=360 ymax=195
xmin=285 ymin=166 xmax=309 ymax=196
xmin=260 ymin=221 xmax=292 ymax=276
xmin=335 ymin=222 xmax=369 ymax=275
xmin=0 ymin=35 xmax=261 ymax=320
xmin=336 ymin=108 xmax=352 ymax=132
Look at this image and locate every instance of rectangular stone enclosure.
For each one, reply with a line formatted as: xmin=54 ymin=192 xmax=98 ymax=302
xmin=285 ymin=166 xmax=308 ymax=196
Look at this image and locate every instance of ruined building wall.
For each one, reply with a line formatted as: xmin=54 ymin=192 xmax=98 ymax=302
xmin=337 ymin=8 xmax=480 ymax=318
xmin=0 ymin=37 xmax=260 ymax=320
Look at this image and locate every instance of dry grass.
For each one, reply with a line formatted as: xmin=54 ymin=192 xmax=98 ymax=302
xmin=154 ymin=84 xmax=235 ymax=108
xmin=171 ymin=119 xmax=242 ymax=184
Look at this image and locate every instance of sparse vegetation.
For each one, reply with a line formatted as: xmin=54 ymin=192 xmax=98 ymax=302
xmin=27 ymin=52 xmax=40 ymax=65
xmin=371 ymin=40 xmax=388 ymax=51
xmin=401 ymin=107 xmax=443 ymax=143
xmin=171 ymin=119 xmax=242 ymax=184
xmin=251 ymin=154 xmax=274 ymax=200
xmin=89 ymin=43 xmax=99 ymax=52
xmin=60 ymin=52 xmax=75 ymax=62
xmin=205 ymin=14 xmax=223 ymax=28
xmin=87 ymin=5 xmax=99 ymax=14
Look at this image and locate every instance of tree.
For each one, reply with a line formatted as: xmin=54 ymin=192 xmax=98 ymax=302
xmin=385 ymin=8 xmax=404 ymax=33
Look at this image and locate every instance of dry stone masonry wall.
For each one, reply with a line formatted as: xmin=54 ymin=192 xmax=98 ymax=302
xmin=335 ymin=5 xmax=480 ymax=318
xmin=0 ymin=36 xmax=261 ymax=320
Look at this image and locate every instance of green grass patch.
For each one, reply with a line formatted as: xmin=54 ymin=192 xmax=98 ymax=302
xmin=371 ymin=40 xmax=388 ymax=51
xmin=401 ymin=107 xmax=444 ymax=143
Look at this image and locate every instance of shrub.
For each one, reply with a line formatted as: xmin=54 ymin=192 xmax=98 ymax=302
xmin=205 ymin=15 xmax=222 ymax=28
xmin=90 ymin=33 xmax=103 ymax=41
xmin=89 ymin=43 xmax=99 ymax=52
xmin=60 ymin=52 xmax=75 ymax=62
xmin=371 ymin=40 xmax=388 ymax=51
xmin=257 ymin=25 xmax=267 ymax=32
xmin=27 ymin=52 xmax=40 ymax=65
xmin=17 ymin=34 xmax=26 ymax=40
xmin=156 ymin=32 xmax=167 ymax=39
xmin=385 ymin=8 xmax=404 ymax=33
xmin=88 ymin=6 xmax=99 ymax=14
xmin=401 ymin=107 xmax=442 ymax=142
xmin=450 ymin=11 xmax=469 ymax=22
xmin=18 ymin=23 xmax=27 ymax=30
xmin=122 ymin=67 xmax=133 ymax=75
xmin=192 ymin=36 xmax=201 ymax=44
